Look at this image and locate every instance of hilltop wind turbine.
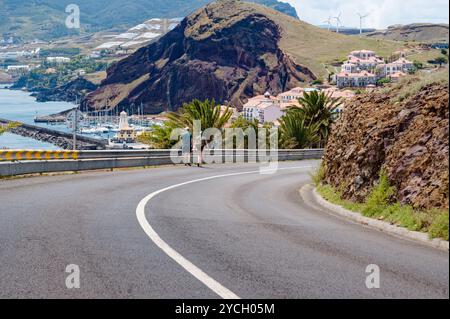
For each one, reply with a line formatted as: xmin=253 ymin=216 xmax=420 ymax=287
xmin=357 ymin=12 xmax=370 ymax=34
xmin=334 ymin=13 xmax=342 ymax=33
xmin=323 ymin=16 xmax=333 ymax=31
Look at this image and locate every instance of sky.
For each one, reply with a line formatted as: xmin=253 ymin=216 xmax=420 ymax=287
xmin=280 ymin=0 xmax=450 ymax=29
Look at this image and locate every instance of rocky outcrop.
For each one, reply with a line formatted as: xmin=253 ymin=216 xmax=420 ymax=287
xmin=32 ymin=78 xmax=98 ymax=103
xmin=83 ymin=0 xmax=315 ymax=114
xmin=322 ymin=81 xmax=449 ymax=210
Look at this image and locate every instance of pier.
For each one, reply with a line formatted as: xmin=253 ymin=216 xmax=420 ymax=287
xmin=0 ymin=118 xmax=108 ymax=150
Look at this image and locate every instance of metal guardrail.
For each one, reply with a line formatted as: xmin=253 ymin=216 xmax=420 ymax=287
xmin=0 ymin=150 xmax=79 ymax=161
xmin=0 ymin=149 xmax=324 ymax=177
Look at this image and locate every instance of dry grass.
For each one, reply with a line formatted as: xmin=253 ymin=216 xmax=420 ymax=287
xmin=241 ymin=2 xmax=421 ymax=78
xmin=87 ymin=73 xmax=149 ymax=109
xmin=83 ymin=71 xmax=107 ymax=85
xmin=388 ymin=67 xmax=449 ymax=102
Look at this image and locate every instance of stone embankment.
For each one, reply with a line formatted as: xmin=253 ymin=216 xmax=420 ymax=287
xmin=0 ymin=118 xmax=107 ymax=150
xmin=322 ymin=80 xmax=449 ymax=210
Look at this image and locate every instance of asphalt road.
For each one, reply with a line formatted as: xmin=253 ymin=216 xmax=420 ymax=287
xmin=0 ymin=161 xmax=448 ymax=298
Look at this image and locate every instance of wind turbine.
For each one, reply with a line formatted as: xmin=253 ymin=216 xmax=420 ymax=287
xmin=334 ymin=13 xmax=342 ymax=33
xmin=323 ymin=16 xmax=333 ymax=31
xmin=357 ymin=12 xmax=370 ymax=34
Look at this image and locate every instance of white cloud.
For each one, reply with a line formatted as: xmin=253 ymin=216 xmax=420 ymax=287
xmin=280 ymin=0 xmax=450 ymax=29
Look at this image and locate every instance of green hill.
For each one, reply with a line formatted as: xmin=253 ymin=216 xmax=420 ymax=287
xmin=0 ymin=0 xmax=298 ymax=41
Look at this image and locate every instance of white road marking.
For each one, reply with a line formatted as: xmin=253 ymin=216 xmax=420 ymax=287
xmin=136 ymin=165 xmax=316 ymax=299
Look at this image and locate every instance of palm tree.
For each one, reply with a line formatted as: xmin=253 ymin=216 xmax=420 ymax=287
xmin=167 ymin=99 xmax=233 ymax=150
xmin=167 ymin=99 xmax=233 ymax=132
xmin=229 ymin=115 xmax=272 ymax=149
xmin=278 ymin=112 xmax=320 ymax=149
xmin=287 ymin=90 xmax=342 ymax=147
xmin=137 ymin=121 xmax=179 ymax=149
xmin=138 ymin=99 xmax=233 ymax=150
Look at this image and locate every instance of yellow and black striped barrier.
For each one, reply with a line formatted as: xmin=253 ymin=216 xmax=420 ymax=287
xmin=0 ymin=150 xmax=79 ymax=161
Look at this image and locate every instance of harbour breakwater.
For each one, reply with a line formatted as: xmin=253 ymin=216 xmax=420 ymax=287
xmin=0 ymin=118 xmax=107 ymax=150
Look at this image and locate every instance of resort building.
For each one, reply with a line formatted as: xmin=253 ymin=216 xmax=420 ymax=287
xmin=6 ymin=65 xmax=31 ymax=76
xmin=46 ymin=57 xmax=71 ymax=64
xmin=335 ymin=50 xmax=415 ymax=88
xmin=241 ymin=88 xmax=355 ymax=124
xmin=376 ymin=58 xmax=414 ymax=78
xmin=242 ymin=92 xmax=283 ymax=124
xmin=346 ymin=50 xmax=385 ymax=70
xmin=278 ymin=87 xmax=304 ymax=104
xmin=335 ymin=71 xmax=377 ymax=88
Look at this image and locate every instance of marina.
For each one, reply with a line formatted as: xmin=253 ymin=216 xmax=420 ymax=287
xmin=0 ymin=87 xmax=161 ymax=149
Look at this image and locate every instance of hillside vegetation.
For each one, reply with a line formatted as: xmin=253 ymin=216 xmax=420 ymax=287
xmin=85 ymin=0 xmax=417 ymax=114
xmin=364 ymin=23 xmax=449 ymax=44
xmin=256 ymin=6 xmax=406 ymax=77
xmin=0 ymin=0 xmax=298 ymax=41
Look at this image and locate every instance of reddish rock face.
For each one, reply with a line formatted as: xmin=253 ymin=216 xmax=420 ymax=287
xmin=83 ymin=0 xmax=315 ymax=114
xmin=322 ymin=82 xmax=449 ymax=210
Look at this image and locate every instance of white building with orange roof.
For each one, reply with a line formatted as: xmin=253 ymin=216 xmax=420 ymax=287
xmin=335 ymin=70 xmax=377 ymax=88
xmin=278 ymin=87 xmax=304 ymax=104
xmin=376 ymin=57 xmax=414 ymax=78
xmin=242 ymin=92 xmax=283 ymax=124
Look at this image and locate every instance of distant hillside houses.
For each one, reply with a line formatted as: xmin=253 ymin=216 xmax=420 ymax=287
xmin=46 ymin=57 xmax=71 ymax=64
xmin=334 ymin=50 xmax=414 ymax=88
xmin=242 ymin=88 xmax=355 ymax=124
xmin=6 ymin=65 xmax=31 ymax=76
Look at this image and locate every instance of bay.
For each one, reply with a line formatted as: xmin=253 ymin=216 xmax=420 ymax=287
xmin=0 ymin=87 xmax=74 ymax=149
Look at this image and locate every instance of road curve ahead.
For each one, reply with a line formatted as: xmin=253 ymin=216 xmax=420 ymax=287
xmin=0 ymin=161 xmax=448 ymax=299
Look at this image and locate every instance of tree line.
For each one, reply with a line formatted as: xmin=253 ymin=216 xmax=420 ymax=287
xmin=138 ymin=91 xmax=342 ymax=150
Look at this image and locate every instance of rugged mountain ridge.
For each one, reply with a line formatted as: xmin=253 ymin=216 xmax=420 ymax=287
xmin=364 ymin=23 xmax=449 ymax=44
xmin=0 ymin=0 xmax=298 ymax=41
xmin=322 ymin=76 xmax=449 ymax=210
xmin=83 ymin=0 xmax=315 ymax=113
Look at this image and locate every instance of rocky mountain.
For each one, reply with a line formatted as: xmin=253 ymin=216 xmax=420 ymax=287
xmin=83 ymin=0 xmax=315 ymax=114
xmin=364 ymin=23 xmax=449 ymax=44
xmin=0 ymin=0 xmax=298 ymax=41
xmin=322 ymin=72 xmax=449 ymax=210
xmin=82 ymin=0 xmax=413 ymax=114
xmin=31 ymin=77 xmax=98 ymax=103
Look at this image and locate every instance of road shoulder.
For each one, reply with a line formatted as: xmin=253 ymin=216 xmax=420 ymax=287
xmin=300 ymin=184 xmax=449 ymax=251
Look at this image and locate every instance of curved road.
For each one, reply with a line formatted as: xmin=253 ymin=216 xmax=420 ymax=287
xmin=0 ymin=161 xmax=448 ymax=298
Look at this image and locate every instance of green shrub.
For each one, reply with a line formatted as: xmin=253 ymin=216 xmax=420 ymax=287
xmin=310 ymin=164 xmax=326 ymax=186
xmin=315 ymin=171 xmax=449 ymax=240
xmin=362 ymin=170 xmax=395 ymax=217
xmin=429 ymin=211 xmax=449 ymax=241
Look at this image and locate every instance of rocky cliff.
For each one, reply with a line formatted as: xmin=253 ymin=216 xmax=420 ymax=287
xmin=322 ymin=75 xmax=449 ymax=210
xmin=32 ymin=78 xmax=98 ymax=103
xmin=83 ymin=0 xmax=315 ymax=114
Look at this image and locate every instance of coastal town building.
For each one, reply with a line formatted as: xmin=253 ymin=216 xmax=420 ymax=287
xmin=6 ymin=65 xmax=31 ymax=76
xmin=335 ymin=50 xmax=414 ymax=88
xmin=46 ymin=57 xmax=71 ymax=64
xmin=376 ymin=58 xmax=414 ymax=78
xmin=335 ymin=71 xmax=377 ymax=88
xmin=242 ymin=92 xmax=283 ymax=124
xmin=241 ymin=88 xmax=355 ymax=124
xmin=347 ymin=50 xmax=385 ymax=70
